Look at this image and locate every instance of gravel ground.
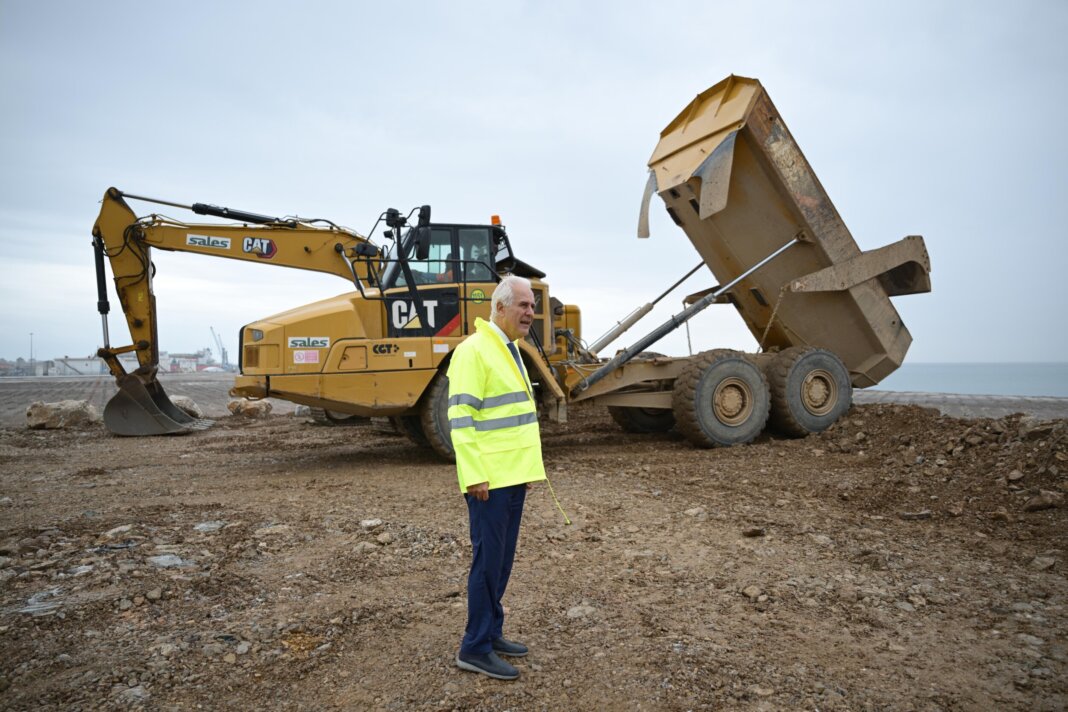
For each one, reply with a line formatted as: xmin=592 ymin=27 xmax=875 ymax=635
xmin=0 ymin=402 xmax=1065 ymax=710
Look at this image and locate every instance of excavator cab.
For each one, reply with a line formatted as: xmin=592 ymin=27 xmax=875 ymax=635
xmin=375 ymin=223 xmax=500 ymax=342
xmin=380 ymin=224 xmax=496 ymax=289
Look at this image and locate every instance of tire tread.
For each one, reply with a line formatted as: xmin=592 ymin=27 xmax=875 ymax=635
xmin=766 ymin=346 xmax=852 ymax=437
xmin=672 ymin=349 xmax=768 ymax=448
xmin=420 ymin=371 xmax=455 ymax=461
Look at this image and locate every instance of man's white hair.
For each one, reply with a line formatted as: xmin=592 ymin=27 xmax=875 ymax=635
xmin=491 ymin=275 xmax=532 ymax=322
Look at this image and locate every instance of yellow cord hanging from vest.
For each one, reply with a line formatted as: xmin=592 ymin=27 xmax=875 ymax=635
xmin=543 ymin=473 xmax=571 ymax=525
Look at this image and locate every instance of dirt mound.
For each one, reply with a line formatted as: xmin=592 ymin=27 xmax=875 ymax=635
xmin=0 ymin=404 xmax=1064 ymax=710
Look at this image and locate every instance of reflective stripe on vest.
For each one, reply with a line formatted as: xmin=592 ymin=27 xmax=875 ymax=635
xmin=448 ymin=390 xmax=530 ymax=410
xmin=449 ymin=411 xmax=538 ymax=431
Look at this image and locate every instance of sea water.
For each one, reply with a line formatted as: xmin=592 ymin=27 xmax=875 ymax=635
xmin=871 ymin=363 xmax=1068 ymax=398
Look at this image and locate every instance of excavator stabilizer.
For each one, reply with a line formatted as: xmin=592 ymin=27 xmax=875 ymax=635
xmin=103 ymin=375 xmax=214 ymax=436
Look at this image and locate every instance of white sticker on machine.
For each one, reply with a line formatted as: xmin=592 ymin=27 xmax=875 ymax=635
xmin=186 ymin=234 xmax=231 ymax=250
xmin=403 ymin=351 xmax=417 ymax=358
xmin=432 ymin=343 xmax=449 ymax=354
xmin=288 ymin=336 xmax=329 ymax=348
xmin=292 ymin=350 xmax=320 ymax=364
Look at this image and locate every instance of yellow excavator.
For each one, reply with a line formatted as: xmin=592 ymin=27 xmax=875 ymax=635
xmin=92 ymin=75 xmax=932 ymax=459
xmin=92 ymin=187 xmax=577 ymax=456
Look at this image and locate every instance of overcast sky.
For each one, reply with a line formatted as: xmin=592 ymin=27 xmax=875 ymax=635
xmin=1 ymin=0 xmax=1065 ymax=369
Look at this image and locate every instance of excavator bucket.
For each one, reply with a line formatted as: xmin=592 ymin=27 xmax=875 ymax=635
xmin=103 ymin=375 xmax=214 ymax=436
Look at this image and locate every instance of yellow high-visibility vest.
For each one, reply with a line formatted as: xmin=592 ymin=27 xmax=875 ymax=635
xmin=447 ymin=318 xmax=547 ymax=493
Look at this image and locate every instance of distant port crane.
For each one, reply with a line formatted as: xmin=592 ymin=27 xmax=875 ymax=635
xmin=209 ymin=326 xmax=229 ymax=370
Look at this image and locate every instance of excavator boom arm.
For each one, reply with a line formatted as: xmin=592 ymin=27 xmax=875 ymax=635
xmin=91 ymin=187 xmax=377 ymax=436
xmin=93 ymin=187 xmax=373 ymax=372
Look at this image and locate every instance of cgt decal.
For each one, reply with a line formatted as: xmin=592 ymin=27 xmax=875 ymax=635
xmin=243 ymin=236 xmax=277 ymax=259
xmin=372 ymin=343 xmax=399 ymax=355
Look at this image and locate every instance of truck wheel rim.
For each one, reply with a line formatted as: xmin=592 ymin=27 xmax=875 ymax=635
xmin=801 ymin=368 xmax=837 ymax=416
xmin=713 ymin=377 xmax=753 ymax=426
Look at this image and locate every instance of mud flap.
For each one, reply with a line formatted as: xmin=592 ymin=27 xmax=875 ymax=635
xmin=103 ymin=375 xmax=214 ymax=436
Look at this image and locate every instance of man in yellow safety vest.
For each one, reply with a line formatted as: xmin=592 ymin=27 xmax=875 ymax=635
xmin=448 ymin=275 xmax=546 ymax=681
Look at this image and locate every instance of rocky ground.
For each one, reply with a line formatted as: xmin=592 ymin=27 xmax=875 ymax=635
xmin=0 ymin=402 xmax=1065 ymax=711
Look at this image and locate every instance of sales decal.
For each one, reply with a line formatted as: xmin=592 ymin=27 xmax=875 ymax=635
xmin=243 ymin=236 xmax=277 ymax=259
xmin=292 ymin=350 xmax=320 ymax=364
xmin=186 ymin=234 xmax=231 ymax=250
xmin=470 ymin=288 xmax=486 ymax=304
xmin=288 ymin=336 xmax=329 ymax=349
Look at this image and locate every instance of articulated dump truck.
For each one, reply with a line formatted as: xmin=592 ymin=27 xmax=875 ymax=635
xmin=92 ymin=74 xmax=930 ymax=458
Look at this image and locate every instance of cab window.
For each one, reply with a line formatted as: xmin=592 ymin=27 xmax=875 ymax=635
xmin=390 ymin=228 xmax=454 ymax=287
xmin=458 ymin=228 xmax=494 ymax=282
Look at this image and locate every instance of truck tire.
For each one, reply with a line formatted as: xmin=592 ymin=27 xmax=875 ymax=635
xmin=672 ymin=349 xmax=770 ymax=448
xmin=394 ymin=416 xmax=429 ymax=448
xmin=420 ymin=371 xmax=455 ymax=461
xmin=373 ymin=417 xmax=401 ymax=435
xmin=608 ymin=406 xmax=676 ymax=433
xmin=766 ymin=347 xmax=852 ymax=437
xmin=309 ymin=408 xmax=369 ymax=426
xmin=606 ymin=351 xmax=675 ymax=433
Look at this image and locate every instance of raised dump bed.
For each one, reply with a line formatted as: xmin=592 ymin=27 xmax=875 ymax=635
xmin=639 ymin=74 xmax=931 ymax=388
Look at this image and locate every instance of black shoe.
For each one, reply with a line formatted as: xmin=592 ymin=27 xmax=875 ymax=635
xmin=491 ymin=637 xmax=529 ymax=658
xmin=456 ymin=650 xmax=519 ymax=680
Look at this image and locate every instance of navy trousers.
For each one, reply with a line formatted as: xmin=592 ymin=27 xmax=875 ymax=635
xmin=460 ymin=483 xmax=527 ymax=655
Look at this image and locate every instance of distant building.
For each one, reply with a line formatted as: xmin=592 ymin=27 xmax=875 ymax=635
xmin=0 ymin=357 xmax=55 ymax=376
xmin=120 ymin=349 xmax=218 ymax=373
xmin=166 ymin=349 xmax=218 ymax=372
xmin=0 ymin=358 xmax=26 ymax=377
xmin=51 ymin=357 xmax=109 ymax=376
xmin=1 ymin=348 xmax=224 ymax=376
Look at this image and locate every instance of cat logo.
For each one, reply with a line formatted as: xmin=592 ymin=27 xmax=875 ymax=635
xmin=470 ymin=288 xmax=486 ymax=304
xmin=242 ymin=237 xmax=277 ymax=259
xmin=391 ymin=300 xmax=438 ymax=330
xmin=372 ymin=343 xmax=398 ymax=355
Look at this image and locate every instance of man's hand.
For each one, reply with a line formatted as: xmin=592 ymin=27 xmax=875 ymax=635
xmin=467 ymin=482 xmax=489 ymax=501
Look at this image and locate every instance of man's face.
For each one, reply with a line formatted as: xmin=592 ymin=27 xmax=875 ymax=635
xmin=495 ymin=283 xmax=536 ymax=341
